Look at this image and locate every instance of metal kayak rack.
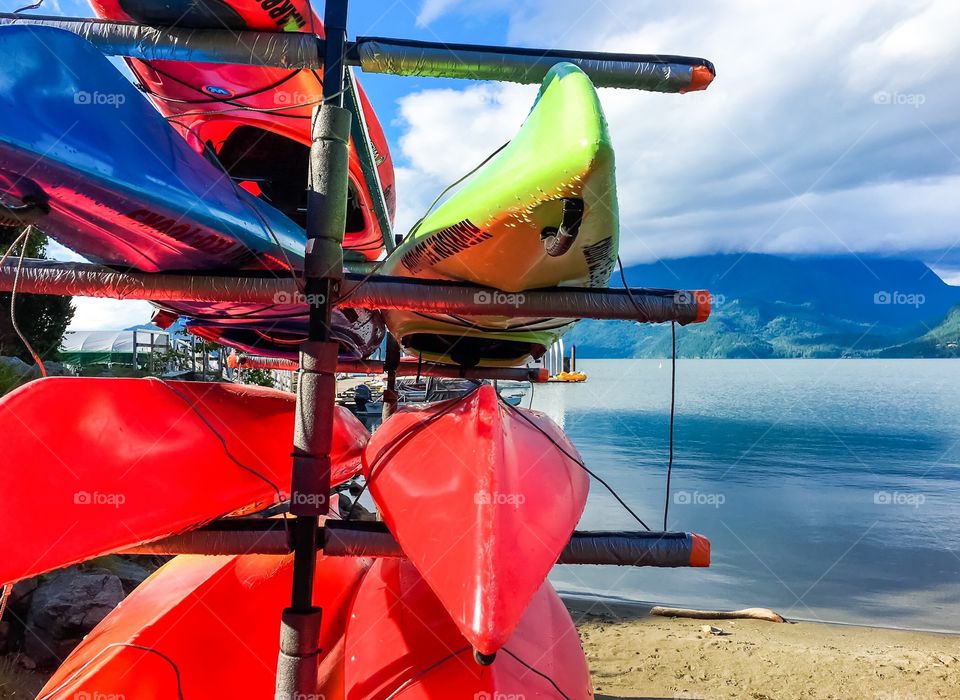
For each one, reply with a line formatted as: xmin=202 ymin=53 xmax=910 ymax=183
xmin=0 ymin=1 xmax=716 ymax=695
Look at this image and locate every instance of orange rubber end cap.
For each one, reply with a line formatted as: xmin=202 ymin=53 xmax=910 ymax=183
xmin=690 ymin=534 xmax=711 ymax=567
xmin=679 ymin=64 xmax=715 ymax=93
xmin=693 ymin=290 xmax=712 ymax=323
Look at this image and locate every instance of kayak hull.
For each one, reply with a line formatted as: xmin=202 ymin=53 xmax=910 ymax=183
xmin=383 ymin=62 xmax=618 ymax=367
xmin=345 ymin=558 xmax=593 ymax=699
xmin=91 ymin=0 xmax=396 ymax=262
xmin=363 ymin=385 xmax=589 ymax=654
xmin=0 ymin=378 xmax=367 ymax=585
xmin=0 ymin=25 xmax=384 ymax=359
xmin=38 ymin=549 xmax=370 ymax=699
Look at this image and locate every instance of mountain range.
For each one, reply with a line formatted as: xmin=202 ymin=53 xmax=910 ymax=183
xmin=567 ymin=254 xmax=960 ymax=359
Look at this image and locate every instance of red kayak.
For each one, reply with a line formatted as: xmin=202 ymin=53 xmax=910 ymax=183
xmin=37 ymin=545 xmax=370 ymax=699
xmin=345 ymin=557 xmax=593 ymax=699
xmin=0 ymin=378 xmax=368 ymax=585
xmin=90 ymin=0 xmax=396 ymax=261
xmin=362 ymin=385 xmax=589 ymax=655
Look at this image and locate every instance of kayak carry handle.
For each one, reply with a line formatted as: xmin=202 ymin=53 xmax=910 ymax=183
xmin=542 ymin=198 xmax=585 ymax=257
xmin=121 ymin=520 xmax=710 ymax=568
xmin=0 ymin=14 xmax=714 ymax=93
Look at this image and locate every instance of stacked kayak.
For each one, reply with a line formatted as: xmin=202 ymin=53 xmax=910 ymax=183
xmin=0 ymin=24 xmax=384 ymax=359
xmin=0 ymin=378 xmax=368 ymax=585
xmin=38 ymin=529 xmax=370 ymax=699
xmin=33 ymin=387 xmax=596 ymax=699
xmin=343 ymin=558 xmax=592 ymax=699
xmin=91 ymin=0 xmax=396 ymax=262
xmin=363 ymin=384 xmax=589 ymax=655
xmin=382 ymin=62 xmax=619 ymax=367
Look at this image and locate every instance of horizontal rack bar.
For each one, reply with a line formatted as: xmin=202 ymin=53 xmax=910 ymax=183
xmin=120 ymin=520 xmax=710 ymax=568
xmin=0 ymin=14 xmax=714 ymax=92
xmin=230 ymin=355 xmax=549 ymax=382
xmin=0 ymin=259 xmax=710 ymax=324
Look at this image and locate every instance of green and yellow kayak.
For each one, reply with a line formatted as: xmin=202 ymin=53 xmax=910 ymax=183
xmin=383 ymin=62 xmax=619 ymax=367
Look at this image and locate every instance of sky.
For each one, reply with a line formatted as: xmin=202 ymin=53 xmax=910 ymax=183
xmin=16 ymin=0 xmax=960 ymax=329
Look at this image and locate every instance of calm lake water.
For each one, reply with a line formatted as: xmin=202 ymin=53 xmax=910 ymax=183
xmin=537 ymin=359 xmax=960 ymax=632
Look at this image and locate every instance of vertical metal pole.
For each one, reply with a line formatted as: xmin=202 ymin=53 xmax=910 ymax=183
xmin=276 ymin=2 xmax=351 ymax=699
xmin=382 ymin=335 xmax=401 ymax=421
xmin=132 ymin=329 xmax=138 ymax=370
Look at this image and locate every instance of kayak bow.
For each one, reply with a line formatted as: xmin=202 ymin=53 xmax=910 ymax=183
xmin=0 ymin=378 xmax=368 ymax=584
xmin=362 ymin=384 xmax=589 ymax=655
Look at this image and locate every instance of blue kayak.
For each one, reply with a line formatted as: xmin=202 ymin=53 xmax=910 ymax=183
xmin=0 ymin=25 xmax=383 ymax=358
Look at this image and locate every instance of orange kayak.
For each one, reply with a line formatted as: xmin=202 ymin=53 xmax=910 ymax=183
xmin=0 ymin=378 xmax=367 ymax=585
xmin=344 ymin=557 xmax=593 ymax=699
xmin=362 ymin=384 xmax=589 ymax=655
xmin=37 ymin=549 xmax=370 ymax=699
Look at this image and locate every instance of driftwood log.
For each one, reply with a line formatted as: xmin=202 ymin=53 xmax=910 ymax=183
xmin=650 ymin=606 xmax=787 ymax=623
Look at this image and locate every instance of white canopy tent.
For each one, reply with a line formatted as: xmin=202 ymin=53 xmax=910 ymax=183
xmin=61 ymin=330 xmax=169 ymax=368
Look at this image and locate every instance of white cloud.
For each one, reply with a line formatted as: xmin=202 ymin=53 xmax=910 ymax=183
xmin=45 ymin=240 xmax=155 ymax=331
xmin=416 ymin=0 xmax=460 ymax=27
xmin=68 ymin=298 xmax=155 ymax=331
xmin=396 ymin=0 xmax=960 ymax=264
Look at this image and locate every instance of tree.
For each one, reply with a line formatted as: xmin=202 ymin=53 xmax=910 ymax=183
xmin=239 ymin=367 xmax=276 ymax=388
xmin=0 ymin=227 xmax=75 ymax=361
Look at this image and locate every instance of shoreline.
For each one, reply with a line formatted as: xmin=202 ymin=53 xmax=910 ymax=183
xmin=561 ymin=592 xmax=960 ymax=636
xmin=568 ymin=598 xmax=960 ymax=699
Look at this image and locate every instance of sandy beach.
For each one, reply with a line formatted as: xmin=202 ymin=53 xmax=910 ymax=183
xmin=568 ymin=599 xmax=960 ymax=700
xmin=4 ymin=598 xmax=960 ymax=698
